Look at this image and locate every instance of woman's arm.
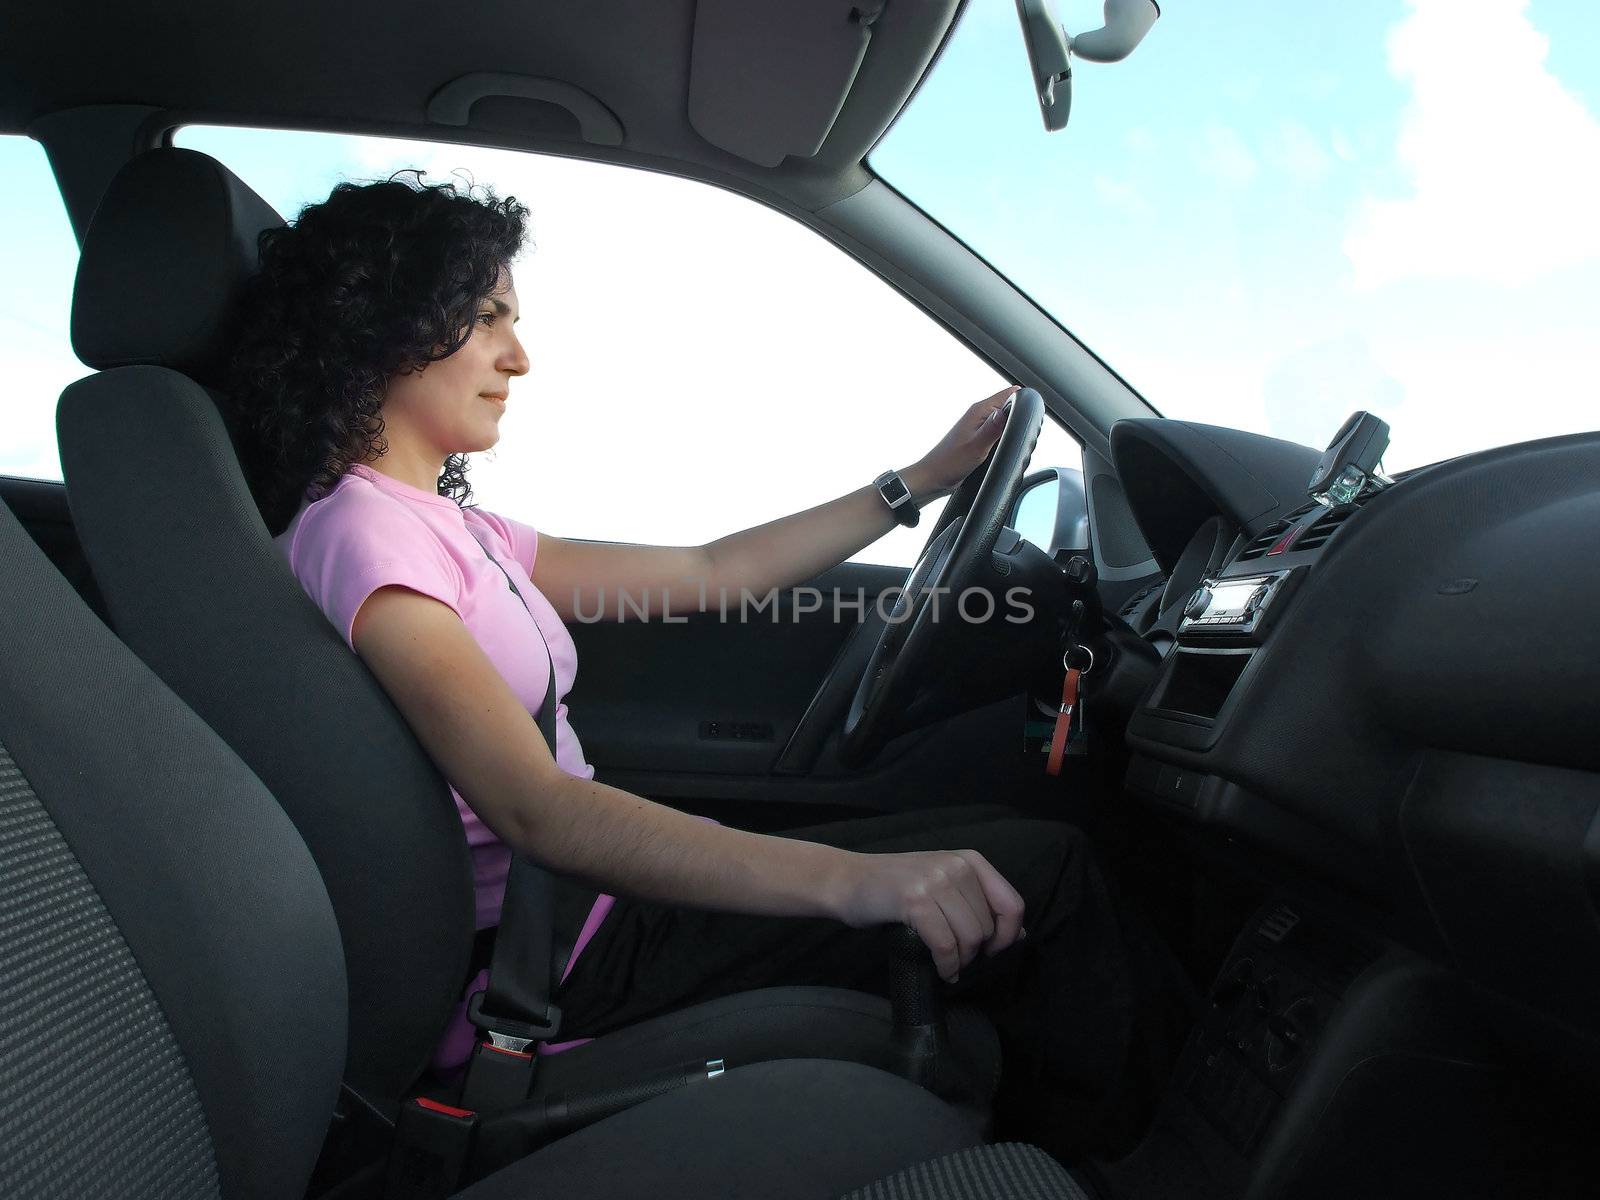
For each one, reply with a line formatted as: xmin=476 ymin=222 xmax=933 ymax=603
xmin=529 ymin=460 xmax=935 ymax=623
xmin=351 ymin=583 xmax=1025 ymax=981
xmin=530 ymin=386 xmax=1019 ymax=621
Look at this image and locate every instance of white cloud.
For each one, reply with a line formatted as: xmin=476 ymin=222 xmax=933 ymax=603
xmin=1373 ymin=328 xmax=1600 ymax=467
xmin=1261 ymin=333 xmax=1403 ymax=450
xmin=1344 ymin=0 xmax=1600 ymax=288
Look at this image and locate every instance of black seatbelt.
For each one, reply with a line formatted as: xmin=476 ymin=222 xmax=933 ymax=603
xmin=459 ymin=530 xmax=589 ymax=1109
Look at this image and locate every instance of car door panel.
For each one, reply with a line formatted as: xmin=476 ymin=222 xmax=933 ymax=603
xmin=569 ymin=559 xmax=1101 ymax=827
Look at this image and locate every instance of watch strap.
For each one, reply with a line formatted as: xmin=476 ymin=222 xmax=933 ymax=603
xmin=874 ymin=470 xmax=920 ymax=528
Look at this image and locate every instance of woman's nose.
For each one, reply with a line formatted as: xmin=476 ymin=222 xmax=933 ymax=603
xmin=503 ymin=331 xmax=531 ymax=376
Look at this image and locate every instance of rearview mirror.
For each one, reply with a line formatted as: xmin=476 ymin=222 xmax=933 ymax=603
xmin=1014 ymin=0 xmax=1160 ymax=133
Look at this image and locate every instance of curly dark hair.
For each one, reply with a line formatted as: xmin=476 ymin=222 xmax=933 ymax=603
xmin=227 ymin=169 xmax=531 ymax=534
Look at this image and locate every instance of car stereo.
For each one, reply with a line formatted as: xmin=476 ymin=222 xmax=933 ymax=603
xmin=1178 ymin=570 xmax=1294 ymax=637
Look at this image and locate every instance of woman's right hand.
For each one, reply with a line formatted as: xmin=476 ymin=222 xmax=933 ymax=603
xmin=828 ymin=849 xmax=1027 ymax=982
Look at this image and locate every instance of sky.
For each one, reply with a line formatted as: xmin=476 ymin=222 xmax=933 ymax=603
xmin=874 ymin=0 xmax=1600 ymax=471
xmin=4 ymin=0 xmax=1597 ymax=553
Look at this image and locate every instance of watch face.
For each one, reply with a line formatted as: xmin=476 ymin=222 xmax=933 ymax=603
xmin=880 ymin=475 xmax=910 ymax=505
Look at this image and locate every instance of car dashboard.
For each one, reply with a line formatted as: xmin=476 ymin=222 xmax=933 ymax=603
xmin=1106 ymin=416 xmax=1600 ymax=1068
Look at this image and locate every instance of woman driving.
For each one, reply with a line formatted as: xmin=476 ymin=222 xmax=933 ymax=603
xmin=227 ymin=169 xmax=1184 ymax=1160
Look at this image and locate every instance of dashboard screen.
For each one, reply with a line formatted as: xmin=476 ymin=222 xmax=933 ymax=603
xmin=1208 ymin=579 xmax=1262 ymax=620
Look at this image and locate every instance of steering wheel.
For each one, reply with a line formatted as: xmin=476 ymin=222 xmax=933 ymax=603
xmin=839 ymin=387 xmax=1045 ymax=766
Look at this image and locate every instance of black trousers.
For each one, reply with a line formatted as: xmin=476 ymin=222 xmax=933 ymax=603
xmin=552 ymin=805 xmax=1191 ymax=1157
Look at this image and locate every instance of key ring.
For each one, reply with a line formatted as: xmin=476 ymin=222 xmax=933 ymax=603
xmin=1063 ymin=644 xmax=1095 ymax=676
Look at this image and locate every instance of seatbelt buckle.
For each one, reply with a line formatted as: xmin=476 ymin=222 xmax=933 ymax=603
xmin=465 ymin=989 xmax=562 ymax=1045
xmin=461 ymin=991 xmax=563 ymax=1110
xmin=384 ymin=1097 xmax=478 ymax=1200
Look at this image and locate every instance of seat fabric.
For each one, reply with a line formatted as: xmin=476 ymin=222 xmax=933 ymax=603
xmin=840 ymin=1144 xmax=1092 ymax=1200
xmin=526 ymin=985 xmax=1000 ymax=1107
xmin=1 ymin=495 xmax=1087 ymax=1200
xmin=0 ymin=496 xmax=345 ymax=1200
xmin=455 ymin=1060 xmax=982 ymax=1200
xmin=57 ymin=145 xmax=1002 ymax=1118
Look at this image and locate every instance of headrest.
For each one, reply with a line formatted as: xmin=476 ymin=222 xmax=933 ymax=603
xmin=71 ymin=147 xmax=284 ymax=387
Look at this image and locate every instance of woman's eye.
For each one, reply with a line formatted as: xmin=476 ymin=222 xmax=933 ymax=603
xmin=476 ymin=312 xmax=496 ymax=327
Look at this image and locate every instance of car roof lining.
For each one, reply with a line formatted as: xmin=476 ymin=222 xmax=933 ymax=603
xmin=3 ymin=0 xmax=959 ymax=212
xmin=9 ymin=0 xmax=1154 ymax=442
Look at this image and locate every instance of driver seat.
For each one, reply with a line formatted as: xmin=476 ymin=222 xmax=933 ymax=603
xmin=0 ymin=489 xmax=1096 ymax=1200
xmin=55 ymin=148 xmax=1001 ymax=1142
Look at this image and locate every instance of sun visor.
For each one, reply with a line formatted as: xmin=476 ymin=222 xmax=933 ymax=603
xmin=688 ymin=0 xmax=881 ymax=167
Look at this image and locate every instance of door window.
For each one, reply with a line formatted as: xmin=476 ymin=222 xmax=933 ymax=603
xmin=0 ymin=136 xmax=88 ymax=482
xmin=177 ymin=125 xmax=1076 ymax=566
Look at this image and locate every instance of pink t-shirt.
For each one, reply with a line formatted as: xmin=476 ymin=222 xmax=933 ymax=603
xmin=276 ymin=462 xmax=614 ymax=1067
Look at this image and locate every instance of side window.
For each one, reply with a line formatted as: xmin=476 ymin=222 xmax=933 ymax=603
xmin=0 ymin=136 xmax=88 ymax=481
xmin=178 ymin=125 xmax=1079 ymax=566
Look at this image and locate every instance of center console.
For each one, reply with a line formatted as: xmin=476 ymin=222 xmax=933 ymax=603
xmin=1176 ymin=569 xmax=1296 ymax=640
xmin=1127 ymin=409 xmax=1395 ymax=761
xmin=1087 ymin=900 xmax=1519 ymax=1200
xmin=1103 ymin=414 xmax=1536 ymax=1198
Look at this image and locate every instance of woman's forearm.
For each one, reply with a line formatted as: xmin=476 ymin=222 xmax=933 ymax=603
xmin=701 ymin=461 xmax=942 ymax=599
xmin=506 ymin=772 xmax=859 ymax=919
xmin=353 ymin=559 xmax=1026 ymax=981
xmin=496 ymin=770 xmax=1025 ymax=983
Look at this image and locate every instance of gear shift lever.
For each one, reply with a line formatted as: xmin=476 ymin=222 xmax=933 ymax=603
xmin=887 ymin=925 xmax=970 ymax=1101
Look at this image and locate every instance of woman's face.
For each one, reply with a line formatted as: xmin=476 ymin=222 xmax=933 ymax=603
xmin=380 ymin=267 xmax=530 ymax=459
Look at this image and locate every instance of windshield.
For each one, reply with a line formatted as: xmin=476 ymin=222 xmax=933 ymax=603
xmin=872 ymin=0 xmax=1600 ymax=472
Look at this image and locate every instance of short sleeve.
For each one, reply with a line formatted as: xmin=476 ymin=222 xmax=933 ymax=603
xmin=286 ymin=487 xmax=466 ymax=649
xmin=467 ymin=508 xmax=539 ymax=577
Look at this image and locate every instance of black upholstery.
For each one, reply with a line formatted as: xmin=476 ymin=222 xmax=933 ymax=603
xmin=0 ymin=498 xmax=346 ymax=1200
xmin=57 ymin=144 xmax=1002 ymax=1122
xmin=526 ymin=984 xmax=1000 ymax=1100
xmin=59 ymin=365 xmax=476 ymax=1111
xmin=66 ymin=151 xmax=476 ymax=1111
xmin=840 ymin=1144 xmax=1090 ymax=1200
xmin=71 ymin=147 xmax=282 ymax=386
xmin=0 ymin=743 xmax=220 ymax=1200
xmin=0 ymin=494 xmax=1066 ymax=1199
xmin=454 ymin=1060 xmax=983 ymax=1200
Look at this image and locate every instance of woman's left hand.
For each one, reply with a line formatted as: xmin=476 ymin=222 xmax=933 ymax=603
xmin=904 ymin=385 xmax=1022 ymax=500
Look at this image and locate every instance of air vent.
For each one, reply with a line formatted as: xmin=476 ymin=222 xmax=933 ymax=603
xmin=1235 ymin=521 xmax=1288 ymax=562
xmin=1257 ymin=904 xmax=1300 ymax=944
xmin=1118 ymin=581 xmax=1163 ymax=618
xmin=1295 ymin=504 xmax=1360 ymax=551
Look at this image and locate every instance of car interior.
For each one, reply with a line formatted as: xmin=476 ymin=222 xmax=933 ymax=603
xmin=4 ymin=2 xmax=1600 ymax=1199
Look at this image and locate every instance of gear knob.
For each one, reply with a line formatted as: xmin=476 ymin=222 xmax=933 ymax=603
xmin=886 ymin=926 xmax=960 ymax=1097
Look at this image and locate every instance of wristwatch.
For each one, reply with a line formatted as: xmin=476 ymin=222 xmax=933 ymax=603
xmin=873 ymin=469 xmax=920 ymax=528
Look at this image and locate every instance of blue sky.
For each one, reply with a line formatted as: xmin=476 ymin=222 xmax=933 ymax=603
xmin=4 ymin=0 xmax=1597 ymax=508
xmin=874 ymin=0 xmax=1600 ymax=469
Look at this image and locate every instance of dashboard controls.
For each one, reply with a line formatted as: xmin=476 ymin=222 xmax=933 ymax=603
xmin=1060 ymin=554 xmax=1097 ymax=588
xmin=1266 ymin=995 xmax=1318 ymax=1073
xmin=1178 ymin=569 xmax=1295 ymax=639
